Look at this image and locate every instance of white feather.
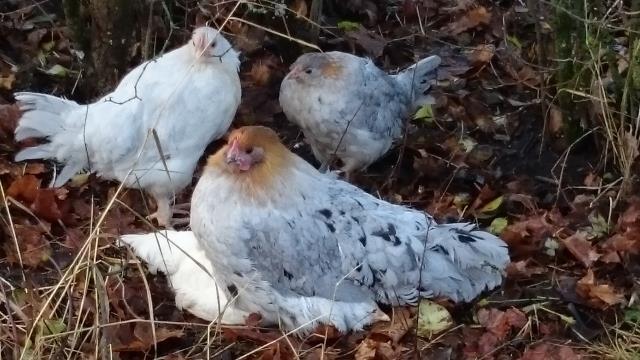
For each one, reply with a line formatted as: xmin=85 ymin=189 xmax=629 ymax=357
xmin=13 ymin=26 xmax=242 ymax=226
xmin=119 ymin=230 xmax=250 ymax=324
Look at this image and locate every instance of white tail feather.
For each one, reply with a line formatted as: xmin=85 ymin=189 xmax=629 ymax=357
xmin=13 ymin=92 xmax=87 ymax=187
xmin=119 ymin=231 xmax=250 ymax=324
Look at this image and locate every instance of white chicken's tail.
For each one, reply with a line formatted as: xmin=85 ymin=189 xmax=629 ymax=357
xmin=119 ymin=230 xmax=250 ymax=324
xmin=392 ymin=55 xmax=441 ymax=107
xmin=118 ymin=230 xmax=205 ymax=275
xmin=420 ymin=223 xmax=509 ymax=302
xmin=14 ymin=92 xmax=85 ymax=186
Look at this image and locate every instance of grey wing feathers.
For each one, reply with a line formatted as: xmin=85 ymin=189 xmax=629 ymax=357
xmin=350 ymin=60 xmax=410 ymax=136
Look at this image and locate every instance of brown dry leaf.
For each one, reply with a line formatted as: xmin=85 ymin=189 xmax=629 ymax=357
xmin=354 ymin=337 xmax=401 ymax=360
xmin=617 ymin=197 xmax=640 ymax=230
xmin=506 ymin=260 xmax=546 ymax=278
xmin=549 ymin=105 xmax=563 ymax=136
xmin=107 ymin=323 xmax=183 ymax=352
xmin=31 ymin=188 xmax=65 ymax=222
xmin=345 ymin=27 xmax=387 ymax=58
xmin=7 ymin=174 xmax=41 ymax=203
xmin=469 ymin=185 xmax=497 ymax=212
xmin=446 ymin=6 xmax=491 ymax=35
xmin=250 ymin=62 xmax=271 ymax=86
xmin=290 ymin=0 xmax=308 ymax=17
xmin=501 ymin=212 xmax=556 ymax=256
xmin=603 ymin=231 xmax=640 ymax=255
xmin=473 ymin=308 xmax=527 ymax=357
xmin=520 ymin=342 xmax=582 ymax=360
xmin=4 ymin=224 xmax=51 ymax=267
xmin=133 ymin=323 xmax=184 ymax=350
xmin=355 ymin=338 xmax=378 ymax=360
xmin=259 ymin=342 xmax=286 ymax=360
xmin=477 ymin=307 xmax=527 ymax=340
xmin=517 ymin=65 xmax=539 ymax=86
xmin=369 ymin=307 xmax=413 ymax=344
xmin=561 ymin=231 xmax=601 ymax=268
xmin=468 ymin=44 xmax=495 ymax=66
xmin=441 ymin=0 xmax=475 ymax=13
xmin=24 ymin=162 xmax=46 ymax=174
xmin=576 ymin=270 xmax=626 ymax=309
xmin=0 ymin=73 xmax=15 ymax=90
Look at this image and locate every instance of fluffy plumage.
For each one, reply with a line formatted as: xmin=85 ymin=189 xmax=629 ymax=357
xmin=279 ymin=51 xmax=440 ymax=173
xmin=119 ymin=230 xmax=249 ymax=324
xmin=191 ymin=126 xmax=509 ymax=334
xmin=14 ymin=26 xmax=241 ymax=227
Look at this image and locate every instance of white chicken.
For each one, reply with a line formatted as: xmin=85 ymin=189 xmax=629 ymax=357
xmin=119 ymin=230 xmax=249 ymax=324
xmin=190 ymin=126 xmax=510 ymax=334
xmin=14 ymin=26 xmax=241 ymax=227
xmin=279 ymin=51 xmax=440 ymax=174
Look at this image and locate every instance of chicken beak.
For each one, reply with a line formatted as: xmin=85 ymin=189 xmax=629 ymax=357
xmin=225 ymin=139 xmax=252 ymax=171
xmin=287 ymin=65 xmax=302 ymax=80
xmin=193 ymin=32 xmax=208 ymax=56
xmin=226 ymin=139 xmax=241 ymax=164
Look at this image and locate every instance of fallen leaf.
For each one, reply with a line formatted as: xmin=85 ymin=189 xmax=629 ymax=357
xmin=517 ymin=65 xmax=539 ymax=86
xmin=477 ymin=307 xmax=527 ymax=340
xmin=38 ymin=318 xmax=66 ymax=336
xmin=506 ymin=260 xmax=546 ymax=278
xmin=354 ymin=337 xmax=400 ymax=360
xmin=520 ymin=342 xmax=582 ymax=360
xmin=0 ymin=103 xmax=22 ymax=140
xmin=290 ymin=0 xmax=308 ymax=18
xmin=337 ymin=20 xmax=360 ymax=32
xmin=489 ymin=217 xmax=508 ymax=235
xmin=501 ymin=212 xmax=556 ymax=257
xmin=31 ymin=188 xmax=64 ymax=222
xmin=478 ymin=195 xmax=504 ymax=215
xmin=413 ymin=104 xmax=434 ymax=122
xmin=561 ymin=231 xmax=601 ymax=268
xmin=0 ymin=73 xmax=15 ymax=90
xmin=344 ymin=26 xmax=386 ymax=58
xmin=44 ymin=64 xmax=70 ymax=77
xmin=549 ymin=105 xmax=564 ymax=136
xmin=369 ymin=307 xmax=412 ymax=344
xmin=468 ymin=44 xmax=495 ymax=65
xmin=417 ymin=300 xmax=453 ymax=338
xmin=4 ymin=224 xmax=51 ymax=267
xmin=134 ymin=323 xmax=183 ymax=350
xmin=354 ymin=338 xmax=378 ymax=360
xmin=576 ymin=270 xmax=626 ymax=308
xmin=446 ymin=6 xmax=491 ymax=35
xmin=250 ymin=61 xmax=272 ymax=87
xmin=25 ymin=162 xmax=46 ymax=174
xmin=107 ymin=323 xmax=184 ymax=352
xmin=7 ymin=174 xmax=41 ymax=203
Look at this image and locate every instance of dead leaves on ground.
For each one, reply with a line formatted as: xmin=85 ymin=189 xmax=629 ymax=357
xmin=445 ymin=6 xmax=492 ymax=35
xmin=576 ymin=270 xmax=626 ymax=309
xmin=520 ymin=342 xmax=582 ymax=360
xmin=463 ymin=307 xmax=527 ymax=358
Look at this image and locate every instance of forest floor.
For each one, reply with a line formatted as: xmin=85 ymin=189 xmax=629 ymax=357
xmin=1 ymin=0 xmax=639 ymax=359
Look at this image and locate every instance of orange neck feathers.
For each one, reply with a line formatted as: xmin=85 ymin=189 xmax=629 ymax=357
xmin=207 ymin=126 xmax=294 ymax=194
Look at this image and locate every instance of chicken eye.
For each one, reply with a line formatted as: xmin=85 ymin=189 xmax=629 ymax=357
xmin=304 ymin=69 xmax=312 ymax=74
xmin=210 ymin=41 xmax=216 ymax=48
xmin=246 ymin=147 xmax=254 ymax=154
